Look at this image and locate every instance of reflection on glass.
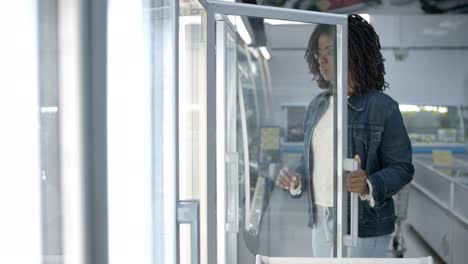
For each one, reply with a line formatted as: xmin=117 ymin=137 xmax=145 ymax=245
xmin=152 ymin=0 xmax=177 ymax=262
xmin=40 ymin=90 xmax=62 ymax=262
xmin=285 ymin=105 xmax=306 ymax=143
xmin=38 ymin=3 xmax=62 ymax=262
xmin=3 ymin=1 xmax=43 ymax=263
xmin=179 ymin=0 xmax=207 ymax=263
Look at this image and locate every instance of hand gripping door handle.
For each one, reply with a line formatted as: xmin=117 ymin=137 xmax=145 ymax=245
xmin=343 ymin=158 xmax=359 ymax=248
xmin=177 ymin=200 xmax=200 ymax=264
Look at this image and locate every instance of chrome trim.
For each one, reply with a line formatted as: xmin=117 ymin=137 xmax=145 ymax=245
xmin=205 ymin=0 xmax=348 ymax=259
xmin=343 ymin=159 xmax=358 ymax=248
xmin=207 ymin=0 xmax=345 ymax=25
xmin=156 ymin=0 xmax=178 ymax=262
xmin=216 ymin=19 xmax=227 ymax=264
xmin=206 ymin=4 xmax=218 ymax=263
xmin=58 ymin=0 xmax=108 ymax=263
xmin=335 ymin=22 xmax=348 ymax=258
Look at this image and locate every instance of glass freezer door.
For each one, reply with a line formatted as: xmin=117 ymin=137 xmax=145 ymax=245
xmin=207 ymin=1 xmax=351 ymax=263
xmin=177 ymin=0 xmax=350 ymax=263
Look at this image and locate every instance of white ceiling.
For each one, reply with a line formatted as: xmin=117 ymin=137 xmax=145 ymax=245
xmin=264 ymin=15 xmax=468 ymax=50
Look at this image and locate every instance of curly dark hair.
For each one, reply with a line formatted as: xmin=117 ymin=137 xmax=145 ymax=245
xmin=305 ymin=14 xmax=389 ymax=94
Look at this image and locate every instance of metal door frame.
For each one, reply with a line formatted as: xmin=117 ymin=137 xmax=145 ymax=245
xmin=203 ymin=0 xmax=349 ymax=261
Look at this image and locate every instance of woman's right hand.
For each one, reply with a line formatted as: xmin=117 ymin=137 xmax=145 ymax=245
xmin=276 ymin=166 xmax=301 ymax=190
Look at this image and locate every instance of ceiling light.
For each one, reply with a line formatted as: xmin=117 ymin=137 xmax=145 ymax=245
xmin=235 ymin=16 xmax=252 ymax=45
xmin=259 ymin=46 xmax=271 ymax=60
xmin=264 ymin=19 xmax=306 ymax=25
xmin=399 ymin=105 xmax=420 ymax=112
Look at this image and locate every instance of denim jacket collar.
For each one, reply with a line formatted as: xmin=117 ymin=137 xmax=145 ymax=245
xmin=317 ymin=89 xmax=369 ymax=112
xmin=312 ymin=89 xmax=333 ymax=107
xmin=347 ymin=91 xmax=373 ymax=112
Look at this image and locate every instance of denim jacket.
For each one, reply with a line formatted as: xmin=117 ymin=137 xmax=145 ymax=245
xmin=293 ymin=89 xmax=414 ymax=237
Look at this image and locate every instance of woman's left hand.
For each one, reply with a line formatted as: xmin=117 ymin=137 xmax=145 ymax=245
xmin=347 ymin=155 xmax=369 ymax=195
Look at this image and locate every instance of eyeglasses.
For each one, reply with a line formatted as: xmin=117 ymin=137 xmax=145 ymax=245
xmin=314 ymin=46 xmax=335 ymax=60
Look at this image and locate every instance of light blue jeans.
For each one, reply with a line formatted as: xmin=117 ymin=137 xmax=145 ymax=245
xmin=312 ymin=205 xmax=392 ymax=258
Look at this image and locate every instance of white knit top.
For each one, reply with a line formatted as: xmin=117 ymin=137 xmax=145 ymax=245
xmin=312 ymin=97 xmax=334 ymax=207
xmin=289 ymin=96 xmax=375 ymax=208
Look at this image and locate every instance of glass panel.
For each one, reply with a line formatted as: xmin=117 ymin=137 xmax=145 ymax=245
xmin=152 ymin=0 xmax=178 ymax=263
xmin=217 ymin=14 xmax=341 ymax=261
xmin=179 ymin=0 xmax=207 ymax=263
xmin=0 ymin=1 xmax=42 ymax=262
xmin=37 ymin=0 xmax=110 ymax=261
xmin=37 ymin=1 xmax=62 ymax=262
xmin=108 ymin=0 xmax=171 ymax=263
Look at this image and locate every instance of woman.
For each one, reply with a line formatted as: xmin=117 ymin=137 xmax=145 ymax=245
xmin=276 ymin=14 xmax=414 ymax=257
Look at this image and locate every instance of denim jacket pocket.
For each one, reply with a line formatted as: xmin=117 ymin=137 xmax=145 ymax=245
xmin=351 ymin=132 xmax=367 ymax=169
xmin=369 ymin=129 xmax=383 ymax=151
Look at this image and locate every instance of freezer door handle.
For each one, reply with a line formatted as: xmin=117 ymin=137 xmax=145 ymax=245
xmin=343 ymin=158 xmax=359 ymax=248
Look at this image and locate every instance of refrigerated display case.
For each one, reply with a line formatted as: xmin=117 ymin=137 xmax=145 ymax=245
xmin=400 ymin=104 xmax=467 ymax=153
xmin=408 ymin=154 xmax=468 ymax=263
